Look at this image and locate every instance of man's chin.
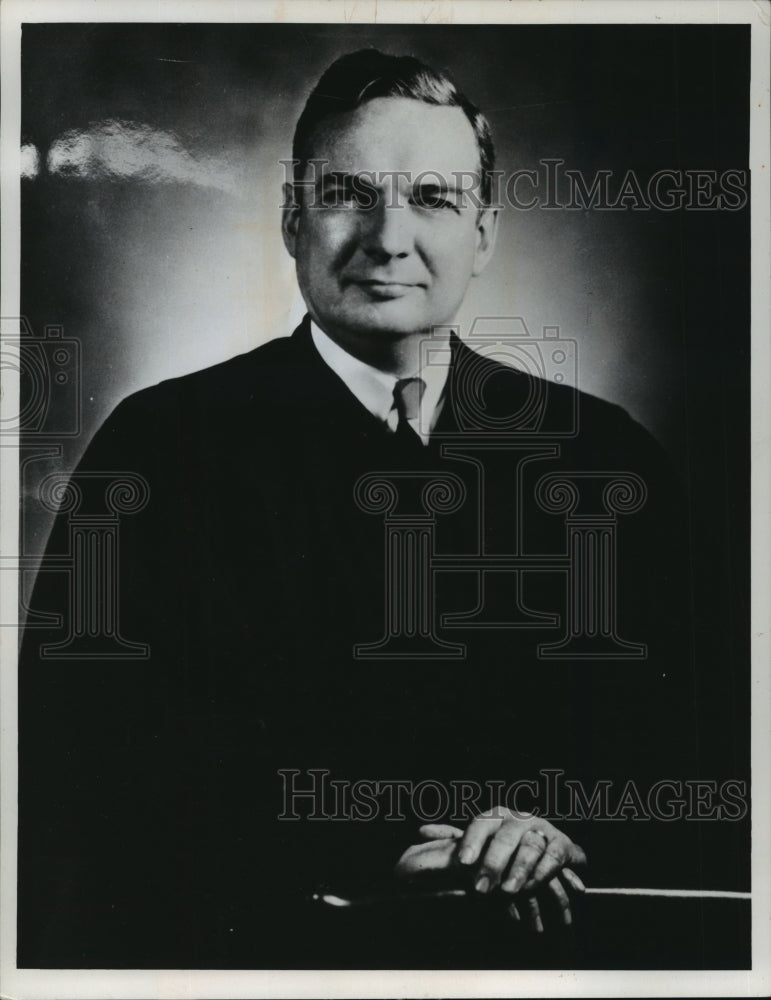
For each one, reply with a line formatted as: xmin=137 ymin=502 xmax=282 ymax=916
xmin=336 ymin=304 xmax=445 ymax=340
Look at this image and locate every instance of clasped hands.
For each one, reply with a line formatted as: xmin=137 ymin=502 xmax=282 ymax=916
xmin=395 ymin=807 xmax=586 ymax=932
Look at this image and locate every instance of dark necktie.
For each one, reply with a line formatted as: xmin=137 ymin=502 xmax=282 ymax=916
xmin=392 ymin=377 xmax=426 ymax=447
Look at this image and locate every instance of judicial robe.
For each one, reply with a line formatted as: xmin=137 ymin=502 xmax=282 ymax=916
xmin=18 ymin=316 xmax=706 ymax=968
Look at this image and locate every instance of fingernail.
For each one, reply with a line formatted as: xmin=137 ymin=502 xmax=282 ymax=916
xmin=508 ymin=903 xmax=521 ymax=922
xmin=563 ymin=908 xmax=573 ymax=926
xmin=503 ymin=873 xmax=523 ymax=894
xmin=458 ymin=847 xmax=475 ymax=865
xmin=534 ymin=914 xmax=544 ymax=933
xmin=563 ymin=869 xmax=586 ymax=893
xmin=475 ymin=875 xmax=491 ymax=894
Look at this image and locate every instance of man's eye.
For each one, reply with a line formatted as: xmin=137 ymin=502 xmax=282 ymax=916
xmin=412 ymin=189 xmax=459 ymax=211
xmin=325 ymin=182 xmax=356 ymax=204
xmin=323 ymin=180 xmax=374 ymax=208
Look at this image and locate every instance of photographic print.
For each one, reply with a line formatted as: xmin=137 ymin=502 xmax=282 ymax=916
xmin=1 ymin=1 xmax=768 ymax=996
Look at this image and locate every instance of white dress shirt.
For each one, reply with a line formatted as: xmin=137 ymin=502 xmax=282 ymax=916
xmin=310 ymin=319 xmax=451 ymax=444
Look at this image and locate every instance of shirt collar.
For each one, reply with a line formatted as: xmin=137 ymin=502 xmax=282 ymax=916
xmin=309 ymin=319 xmax=451 ymax=440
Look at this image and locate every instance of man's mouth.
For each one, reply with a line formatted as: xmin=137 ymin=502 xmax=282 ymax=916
xmin=348 ymin=278 xmax=426 ymax=299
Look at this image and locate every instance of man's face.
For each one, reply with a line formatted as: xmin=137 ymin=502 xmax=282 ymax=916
xmin=282 ymin=97 xmax=498 ymax=347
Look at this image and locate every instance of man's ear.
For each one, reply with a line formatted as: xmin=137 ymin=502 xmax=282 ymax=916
xmin=471 ymin=207 xmax=499 ymax=277
xmin=281 ymin=183 xmax=300 ymax=258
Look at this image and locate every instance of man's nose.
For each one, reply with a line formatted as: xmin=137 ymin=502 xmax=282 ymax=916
xmin=359 ymin=200 xmax=414 ymax=261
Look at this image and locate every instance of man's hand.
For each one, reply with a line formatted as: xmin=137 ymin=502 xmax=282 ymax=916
xmin=394 ymin=808 xmax=586 ymax=932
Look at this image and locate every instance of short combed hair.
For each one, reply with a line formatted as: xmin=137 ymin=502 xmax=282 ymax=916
xmin=292 ymin=49 xmax=496 ymax=205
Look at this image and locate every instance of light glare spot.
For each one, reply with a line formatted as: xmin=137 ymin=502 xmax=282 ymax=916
xmin=20 ymin=143 xmax=40 ymax=179
xmin=46 ymin=119 xmax=238 ymax=193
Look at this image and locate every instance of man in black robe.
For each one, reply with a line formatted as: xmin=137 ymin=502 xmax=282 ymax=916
xmin=18 ymin=50 xmax=706 ymax=969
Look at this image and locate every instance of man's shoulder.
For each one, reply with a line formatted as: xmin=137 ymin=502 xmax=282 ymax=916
xmin=78 ymin=334 xmax=303 ymax=471
xmin=106 ymin=334 xmax=306 ymax=438
xmin=457 ymin=341 xmax=678 ymax=487
xmin=129 ymin=335 xmax=298 ymax=407
xmin=453 ymin=338 xmax=634 ymax=440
